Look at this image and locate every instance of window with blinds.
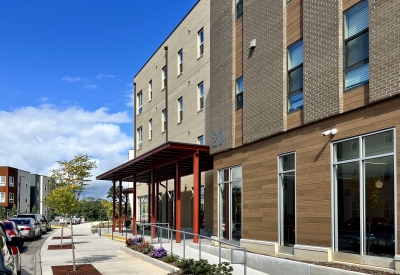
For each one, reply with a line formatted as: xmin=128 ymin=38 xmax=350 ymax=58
xmin=344 ymin=0 xmax=369 ymax=90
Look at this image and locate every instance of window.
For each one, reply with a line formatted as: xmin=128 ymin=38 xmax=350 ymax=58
xmin=162 ymin=66 xmax=167 ymax=89
xmin=149 ymin=80 xmax=152 ymax=101
xmin=137 ymin=91 xmax=142 ymax=114
xmin=198 ymin=82 xmax=204 ymax=110
xmin=236 ymin=77 xmax=243 ymax=110
xmin=344 ymin=0 xmax=369 ymax=90
xmin=25 ymin=195 xmax=28 ymax=203
xmin=198 ymin=135 xmax=204 ymax=145
xmin=162 ymin=109 xmax=167 ymax=132
xmin=0 ymin=193 xmax=5 ymax=203
xmin=37 ymin=183 xmax=39 ymax=190
xmin=288 ymin=40 xmax=303 ymax=112
xmin=0 ymin=176 xmax=5 ymax=186
xmin=218 ymin=166 xmax=242 ymax=241
xmin=149 ymin=119 xmax=153 ymax=140
xmin=178 ymin=50 xmax=183 ymax=74
xmin=236 ymin=0 xmax=243 ymax=18
xmin=279 ymin=152 xmax=296 ymax=248
xmin=333 ymin=129 xmax=395 ymax=257
xmin=25 ymin=180 xmax=28 ymax=188
xmin=137 ymin=127 xmax=142 ymax=150
xmin=139 ymin=196 xmax=149 ymax=222
xmin=9 ymin=192 xmax=14 ymax=203
xmin=9 ymin=176 xmax=14 ymax=187
xmin=178 ymin=97 xmax=183 ymax=122
xmin=198 ymin=29 xmax=204 ymax=57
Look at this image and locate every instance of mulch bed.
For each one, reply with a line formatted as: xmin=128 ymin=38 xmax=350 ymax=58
xmin=51 ymin=264 xmax=102 ymax=275
xmin=52 ymin=236 xmax=72 ymax=240
xmin=48 ymin=244 xmax=75 ymax=250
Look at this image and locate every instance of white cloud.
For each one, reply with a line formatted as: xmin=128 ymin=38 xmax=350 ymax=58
xmin=96 ymin=73 xmax=115 ymax=80
xmin=37 ymin=97 xmax=49 ymax=102
xmin=84 ymin=84 xmax=99 ymax=90
xmin=125 ymin=90 xmax=134 ymax=107
xmin=62 ymin=76 xmax=83 ymax=82
xmin=0 ymin=105 xmax=133 ymax=199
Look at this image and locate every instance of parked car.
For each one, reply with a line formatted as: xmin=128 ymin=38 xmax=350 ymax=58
xmin=41 ymin=215 xmax=51 ymax=231
xmin=15 ymin=214 xmax=47 ymax=234
xmin=54 ymin=216 xmax=61 ymax=221
xmin=4 ymin=233 xmax=21 ymax=275
xmin=2 ymin=222 xmax=24 ymax=249
xmin=0 ymin=221 xmax=19 ymax=275
xmin=9 ymin=218 xmax=41 ymax=240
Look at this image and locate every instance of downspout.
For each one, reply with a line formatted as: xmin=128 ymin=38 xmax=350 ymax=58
xmin=133 ymin=81 xmax=137 ymax=159
xmin=164 ymin=46 xmax=168 ymax=142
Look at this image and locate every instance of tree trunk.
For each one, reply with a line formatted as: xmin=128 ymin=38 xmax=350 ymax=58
xmin=60 ymin=225 xmax=64 ymax=247
xmin=71 ymin=220 xmax=76 ymax=271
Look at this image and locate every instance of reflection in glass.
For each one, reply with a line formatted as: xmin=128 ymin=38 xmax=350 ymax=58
xmin=281 ymin=154 xmax=295 ymax=171
xmin=364 ymin=131 xmax=394 ymax=157
xmin=232 ymin=166 xmax=242 ymax=182
xmin=364 ymin=156 xmax=394 ymax=257
xmin=231 ymin=181 xmax=242 ymax=240
xmin=282 ymin=173 xmax=295 ymax=246
xmin=219 ymin=183 xmax=228 ymax=240
xmin=334 ymin=138 xmax=359 ymax=162
xmin=336 ymin=162 xmax=360 ymax=254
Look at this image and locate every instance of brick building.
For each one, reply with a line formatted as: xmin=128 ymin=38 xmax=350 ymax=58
xmin=210 ymin=0 xmax=400 ymax=270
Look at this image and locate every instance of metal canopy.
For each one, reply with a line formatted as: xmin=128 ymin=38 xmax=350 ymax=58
xmin=96 ymin=142 xmax=213 ymax=183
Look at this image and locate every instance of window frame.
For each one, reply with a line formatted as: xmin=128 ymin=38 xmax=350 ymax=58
xmin=162 ymin=109 xmax=167 ymax=132
xmin=236 ymin=76 xmax=243 ymax=110
xmin=149 ymin=119 xmax=153 ymax=140
xmin=343 ymin=0 xmax=369 ymax=91
xmin=332 ymin=128 xmax=397 ymax=257
xmin=0 ymin=176 xmax=5 ymax=186
xmin=9 ymin=176 xmax=14 ymax=187
xmin=198 ymin=135 xmax=204 ymax=145
xmin=198 ymin=29 xmax=204 ymax=57
xmin=287 ymin=40 xmax=304 ymax=113
xmin=236 ymin=0 xmax=243 ymax=19
xmin=137 ymin=91 xmax=143 ymax=114
xmin=162 ymin=66 xmax=167 ymax=89
xmin=178 ymin=49 xmax=183 ymax=75
xmin=137 ymin=126 xmax=143 ymax=150
xmin=178 ymin=97 xmax=183 ymax=122
xmin=9 ymin=192 xmax=14 ymax=203
xmin=149 ymin=80 xmax=153 ymax=101
xmin=0 ymin=192 xmax=5 ymax=203
xmin=278 ymin=152 xmax=297 ymax=251
xmin=198 ymin=82 xmax=204 ymax=110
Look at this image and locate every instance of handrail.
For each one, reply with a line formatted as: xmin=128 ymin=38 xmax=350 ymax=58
xmin=130 ymin=222 xmax=247 ymax=275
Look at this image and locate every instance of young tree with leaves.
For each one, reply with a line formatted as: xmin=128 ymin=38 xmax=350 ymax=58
xmin=45 ymin=153 xmax=97 ymax=272
xmin=10 ymin=204 xmax=17 ymax=217
xmin=0 ymin=205 xmax=6 ymax=219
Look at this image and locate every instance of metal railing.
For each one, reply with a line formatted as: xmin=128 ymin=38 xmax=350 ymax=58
xmin=131 ymin=222 xmax=247 ymax=275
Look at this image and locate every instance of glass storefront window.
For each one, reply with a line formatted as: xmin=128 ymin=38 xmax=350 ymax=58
xmin=218 ymin=166 xmax=242 ymax=241
xmin=334 ymin=129 xmax=395 ymax=258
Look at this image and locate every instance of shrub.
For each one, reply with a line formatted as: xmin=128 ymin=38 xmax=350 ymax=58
xmin=163 ymin=253 xmax=180 ymax=263
xmin=136 ymin=242 xmax=154 ymax=254
xmin=126 ymin=236 xmax=144 ymax=246
xmin=151 ymin=247 xmax=168 ymax=258
xmin=177 ymin=258 xmax=233 ymax=275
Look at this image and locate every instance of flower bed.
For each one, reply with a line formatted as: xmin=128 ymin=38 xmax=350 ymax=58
xmin=125 ymin=238 xmax=233 ymax=275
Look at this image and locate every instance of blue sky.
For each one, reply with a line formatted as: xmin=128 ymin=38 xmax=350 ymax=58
xmin=0 ymin=0 xmax=198 ymax=198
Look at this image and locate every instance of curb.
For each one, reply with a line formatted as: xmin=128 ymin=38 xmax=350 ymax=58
xmin=120 ymin=246 xmax=179 ymax=273
xmin=102 ymin=234 xmax=126 ymax=243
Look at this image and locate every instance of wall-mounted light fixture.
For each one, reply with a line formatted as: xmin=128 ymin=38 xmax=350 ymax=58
xmin=249 ymin=39 xmax=256 ymax=49
xmin=322 ymin=128 xmax=338 ymax=136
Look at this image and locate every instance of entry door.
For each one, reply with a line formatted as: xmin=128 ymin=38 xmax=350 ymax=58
xmin=218 ymin=166 xmax=242 ymax=241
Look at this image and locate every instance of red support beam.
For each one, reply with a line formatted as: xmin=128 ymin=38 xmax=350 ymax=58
xmin=112 ymin=181 xmax=116 ymax=232
xmin=193 ymin=152 xmax=199 ymax=243
xmin=119 ymin=180 xmax=122 ymax=233
xmin=133 ymin=175 xmax=137 ymax=235
xmin=151 ymin=170 xmax=156 ymax=239
xmin=156 ymin=181 xmax=159 ymax=223
xmin=175 ymin=160 xmax=181 ymax=243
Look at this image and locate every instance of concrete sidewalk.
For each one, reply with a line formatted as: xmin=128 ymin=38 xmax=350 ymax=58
xmin=40 ymin=223 xmax=169 ymax=275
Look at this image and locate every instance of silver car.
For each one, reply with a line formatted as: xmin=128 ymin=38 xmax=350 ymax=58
xmin=9 ymin=218 xmax=41 ymax=240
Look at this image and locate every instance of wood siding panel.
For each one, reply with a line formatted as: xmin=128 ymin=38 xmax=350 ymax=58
xmin=235 ymin=108 xmax=243 ymax=147
xmin=343 ymin=0 xmax=362 ymax=11
xmin=287 ymin=109 xmax=304 ymax=129
xmin=214 ymin=97 xmax=400 ymax=248
xmin=235 ymin=17 xmax=243 ymax=78
xmin=343 ymin=84 xmax=369 ymax=112
xmin=286 ymin=0 xmax=303 ymax=45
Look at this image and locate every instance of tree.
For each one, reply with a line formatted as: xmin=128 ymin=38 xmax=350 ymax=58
xmin=0 ymin=205 xmax=6 ymax=219
xmin=32 ymin=206 xmax=37 ymax=214
xmin=10 ymin=204 xmax=17 ymax=217
xmin=106 ymin=185 xmax=129 ymax=218
xmin=46 ymin=153 xmax=97 ymax=272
